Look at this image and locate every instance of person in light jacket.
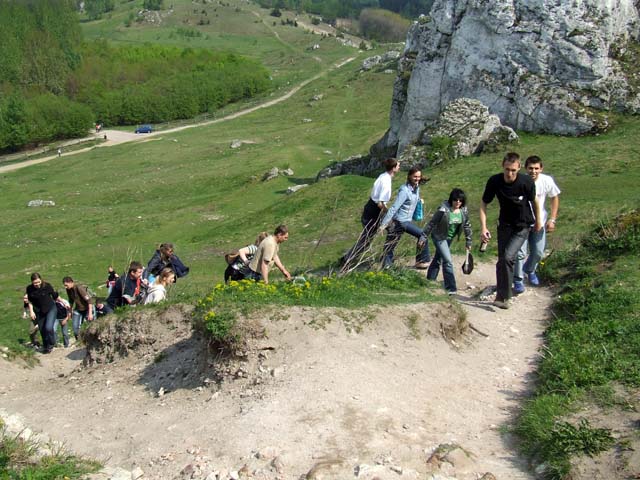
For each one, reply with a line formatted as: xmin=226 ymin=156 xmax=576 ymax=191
xmin=419 ymin=188 xmax=472 ymax=295
xmin=378 ymin=167 xmax=431 ymax=269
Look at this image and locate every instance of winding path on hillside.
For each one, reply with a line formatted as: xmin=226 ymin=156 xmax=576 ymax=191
xmin=0 ymin=259 xmax=548 ymax=479
xmin=0 ymin=55 xmax=355 ymax=175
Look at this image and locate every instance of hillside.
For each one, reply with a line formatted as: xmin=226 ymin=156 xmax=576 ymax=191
xmin=0 ymin=260 xmax=553 ymax=479
xmin=1 ymin=1 xmax=640 ymax=479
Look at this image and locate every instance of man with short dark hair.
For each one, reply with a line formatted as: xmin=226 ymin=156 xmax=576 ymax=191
xmin=247 ymin=225 xmax=291 ymax=284
xmin=63 ymin=276 xmax=94 ymax=340
xmin=480 ymin=152 xmax=541 ymax=309
xmin=341 ymin=157 xmax=401 ymax=270
xmin=99 ymin=261 xmax=146 ymax=315
xmin=513 ymin=156 xmax=561 ymax=292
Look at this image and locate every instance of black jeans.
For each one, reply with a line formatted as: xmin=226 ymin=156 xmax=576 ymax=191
xmin=496 ymin=224 xmax=530 ymax=301
xmin=343 ymin=199 xmax=382 ymax=267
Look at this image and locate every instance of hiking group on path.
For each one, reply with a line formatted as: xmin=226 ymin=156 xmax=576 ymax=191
xmin=22 ymin=151 xmax=559 ymax=353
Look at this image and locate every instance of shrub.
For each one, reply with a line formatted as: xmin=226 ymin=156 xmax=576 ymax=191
xmin=359 ymin=8 xmax=411 ymax=43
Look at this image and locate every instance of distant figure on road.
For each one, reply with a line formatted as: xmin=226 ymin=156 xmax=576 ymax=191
xmin=57 ymin=148 xmax=61 ymax=157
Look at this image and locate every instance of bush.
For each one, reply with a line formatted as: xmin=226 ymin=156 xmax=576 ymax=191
xmin=359 ymin=8 xmax=411 ymax=42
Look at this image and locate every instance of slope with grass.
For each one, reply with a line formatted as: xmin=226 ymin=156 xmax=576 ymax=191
xmin=1 ymin=3 xmax=640 ymax=478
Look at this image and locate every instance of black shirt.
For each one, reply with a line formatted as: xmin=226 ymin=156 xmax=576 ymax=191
xmin=26 ymin=282 xmax=56 ymax=314
xmin=106 ymin=275 xmax=140 ymax=308
xmin=482 ymin=172 xmax=536 ymax=227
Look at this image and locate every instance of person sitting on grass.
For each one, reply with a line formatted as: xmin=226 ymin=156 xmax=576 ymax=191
xmin=144 ymin=268 xmax=176 ymax=304
xmin=224 ymin=232 xmax=269 ymax=283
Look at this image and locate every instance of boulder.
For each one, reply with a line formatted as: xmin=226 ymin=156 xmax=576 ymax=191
xmin=375 ymin=0 xmax=640 ymax=156
xmin=27 ymin=200 xmax=55 ymax=207
xmin=286 ymin=184 xmax=308 ymax=195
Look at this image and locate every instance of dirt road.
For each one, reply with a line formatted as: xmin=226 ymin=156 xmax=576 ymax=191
xmin=0 ymin=55 xmax=355 ymax=175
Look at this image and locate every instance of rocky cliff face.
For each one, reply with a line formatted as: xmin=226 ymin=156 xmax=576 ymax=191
xmin=375 ymin=0 xmax=640 ymax=157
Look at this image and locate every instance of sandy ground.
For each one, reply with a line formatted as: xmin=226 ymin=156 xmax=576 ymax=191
xmin=0 ymin=259 xmax=551 ymax=479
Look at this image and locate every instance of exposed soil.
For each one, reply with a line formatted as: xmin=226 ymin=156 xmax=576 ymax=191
xmin=0 ymin=259 xmax=558 ymax=479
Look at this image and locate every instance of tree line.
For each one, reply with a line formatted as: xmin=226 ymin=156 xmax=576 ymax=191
xmin=255 ymin=0 xmax=434 ymax=21
xmin=0 ymin=0 xmax=271 ymax=152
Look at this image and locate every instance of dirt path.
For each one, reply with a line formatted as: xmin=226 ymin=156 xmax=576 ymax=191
xmin=0 ymin=260 xmax=549 ymax=479
xmin=0 ymin=56 xmax=355 ymax=175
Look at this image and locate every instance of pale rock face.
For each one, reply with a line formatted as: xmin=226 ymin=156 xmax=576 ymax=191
xmin=377 ymin=0 xmax=640 ymax=156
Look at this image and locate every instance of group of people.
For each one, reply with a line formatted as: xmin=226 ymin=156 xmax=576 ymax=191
xmin=342 ymin=152 xmax=560 ymax=308
xmin=24 ymin=243 xmax=188 ymax=353
xmin=25 ymin=152 xmax=560 ymax=352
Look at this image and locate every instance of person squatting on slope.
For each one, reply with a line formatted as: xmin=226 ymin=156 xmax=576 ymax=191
xmin=63 ymin=276 xmax=94 ymax=340
xmin=224 ymin=232 xmax=269 ymax=283
xmin=513 ymin=155 xmax=561 ymax=293
xmin=341 ymin=158 xmax=401 ymax=270
xmin=25 ymin=273 xmax=57 ymax=353
xmin=378 ymin=166 xmax=431 ymax=269
xmin=244 ymin=225 xmax=292 ymax=285
xmin=419 ymin=188 xmax=472 ymax=295
xmin=480 ymin=152 xmax=541 ymax=310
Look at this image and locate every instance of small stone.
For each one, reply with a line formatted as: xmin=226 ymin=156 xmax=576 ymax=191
xmin=229 ymin=471 xmax=239 ymax=480
xmin=271 ymin=456 xmax=285 ymax=474
xmin=256 ymin=446 xmax=278 ymax=460
xmin=181 ymin=464 xmax=195 ymax=478
xmin=390 ymin=464 xmax=403 ymax=474
xmin=302 ymin=118 xmax=312 ymax=123
xmin=157 ymin=387 xmax=165 ymax=398
xmin=270 ymin=367 xmax=284 ymax=378
xmin=131 ymin=466 xmax=144 ymax=479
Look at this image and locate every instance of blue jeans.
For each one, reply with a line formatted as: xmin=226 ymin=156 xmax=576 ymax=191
xmin=427 ymin=237 xmax=456 ymax=292
xmin=382 ymin=220 xmax=431 ymax=268
xmin=72 ymin=307 xmax=93 ymax=339
xmin=514 ymin=227 xmax=546 ymax=281
xmin=36 ymin=308 xmax=57 ymax=352
xmin=53 ymin=318 xmax=70 ymax=347
xmin=496 ymin=224 xmax=530 ymax=301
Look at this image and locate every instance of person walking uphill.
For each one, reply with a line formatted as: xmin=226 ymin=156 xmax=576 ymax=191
xmin=63 ymin=276 xmax=94 ymax=340
xmin=25 ymin=273 xmax=57 ymax=353
xmin=246 ymin=225 xmax=292 ymax=285
xmin=513 ymin=155 xmax=561 ymax=292
xmin=419 ymin=188 xmax=472 ymax=295
xmin=378 ymin=166 xmax=431 ymax=269
xmin=341 ymin=158 xmax=401 ymax=270
xmin=480 ymin=152 xmax=541 ymax=309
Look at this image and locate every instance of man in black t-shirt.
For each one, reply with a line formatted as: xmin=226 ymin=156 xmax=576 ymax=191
xmin=480 ymin=152 xmax=541 ymax=309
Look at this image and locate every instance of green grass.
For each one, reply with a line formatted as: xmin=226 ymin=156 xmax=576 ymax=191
xmin=194 ymin=268 xmax=438 ymax=347
xmin=514 ymin=210 xmax=640 ymax=478
xmin=0 ymin=422 xmax=100 ymax=479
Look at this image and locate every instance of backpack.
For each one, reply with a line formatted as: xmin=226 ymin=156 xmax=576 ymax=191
xmin=55 ymin=300 xmax=69 ymax=320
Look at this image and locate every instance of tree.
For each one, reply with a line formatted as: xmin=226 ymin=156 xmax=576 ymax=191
xmin=143 ymin=0 xmax=163 ymax=11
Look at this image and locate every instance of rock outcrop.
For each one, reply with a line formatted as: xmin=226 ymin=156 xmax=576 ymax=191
xmin=375 ymin=0 xmax=640 ymax=157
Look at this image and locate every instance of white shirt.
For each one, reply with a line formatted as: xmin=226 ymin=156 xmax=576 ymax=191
xmin=534 ymin=173 xmax=561 ymax=222
xmin=370 ymin=172 xmax=393 ymax=204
